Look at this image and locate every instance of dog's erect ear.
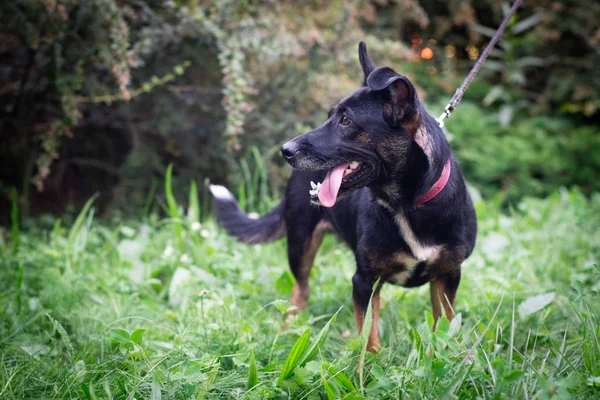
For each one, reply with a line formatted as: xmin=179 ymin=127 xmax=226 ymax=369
xmin=367 ymin=66 xmax=418 ymax=126
xmin=358 ymin=41 xmax=376 ymax=86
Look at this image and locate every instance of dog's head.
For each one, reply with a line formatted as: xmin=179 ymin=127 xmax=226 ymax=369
xmin=281 ymin=41 xmax=429 ymax=207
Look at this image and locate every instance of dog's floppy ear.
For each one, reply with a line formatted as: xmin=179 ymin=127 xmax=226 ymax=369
xmin=367 ymin=66 xmax=418 ymax=126
xmin=358 ymin=41 xmax=376 ymax=86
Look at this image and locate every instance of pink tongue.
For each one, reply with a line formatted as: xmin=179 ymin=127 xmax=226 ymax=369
xmin=318 ymin=162 xmax=351 ymax=208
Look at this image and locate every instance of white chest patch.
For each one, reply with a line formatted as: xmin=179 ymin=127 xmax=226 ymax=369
xmin=393 ymin=212 xmax=442 ymax=261
xmin=388 ymin=253 xmax=421 ymax=285
xmin=377 ymin=199 xmax=442 ymax=262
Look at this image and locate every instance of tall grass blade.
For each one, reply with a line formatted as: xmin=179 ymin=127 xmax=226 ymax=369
xmin=358 ymin=281 xmax=379 ymax=394
xmin=10 ymin=189 xmax=19 ymax=255
xmin=67 ymin=193 xmax=98 ymax=255
xmin=151 ymin=380 xmax=162 ymax=400
xmin=239 ymin=158 xmax=253 ymax=211
xmin=164 ymin=164 xmax=183 ymax=247
xmin=237 ymin=183 xmax=247 ymax=212
xmin=187 ymin=180 xmax=200 ymax=223
xmin=46 ymin=313 xmax=74 ymax=363
xmin=142 ymin=179 xmax=157 ymax=217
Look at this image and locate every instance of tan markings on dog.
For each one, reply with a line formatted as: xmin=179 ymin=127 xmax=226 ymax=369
xmin=376 ymin=138 xmax=410 ymax=171
xmin=353 ymin=288 xmax=382 ymax=353
xmin=288 ymin=220 xmax=330 ymax=315
xmin=355 ymin=132 xmax=371 ymax=144
xmin=414 ymin=125 xmax=433 ymax=160
xmin=387 ymin=252 xmax=421 ymax=285
xmin=401 ymin=113 xmax=422 ymax=135
xmin=367 ymin=250 xmax=421 ymax=285
xmin=426 ymin=246 xmax=466 ymax=279
xmin=430 ymin=279 xmax=457 ymax=327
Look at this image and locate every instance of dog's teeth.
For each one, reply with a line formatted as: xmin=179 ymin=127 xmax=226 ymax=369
xmin=309 ymin=181 xmax=322 ymax=196
xmin=350 ymin=161 xmax=360 ymax=169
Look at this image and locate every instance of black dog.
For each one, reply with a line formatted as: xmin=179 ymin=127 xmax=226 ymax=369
xmin=210 ymin=41 xmax=476 ymax=352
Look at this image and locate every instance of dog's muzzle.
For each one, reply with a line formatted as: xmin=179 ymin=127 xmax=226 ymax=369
xmin=281 ymin=140 xmax=299 ymax=162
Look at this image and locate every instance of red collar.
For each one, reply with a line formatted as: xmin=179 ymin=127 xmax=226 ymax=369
xmin=415 ymin=160 xmax=451 ymax=205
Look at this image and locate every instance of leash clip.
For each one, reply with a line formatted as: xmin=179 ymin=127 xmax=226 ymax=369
xmin=436 ymin=105 xmax=454 ymax=128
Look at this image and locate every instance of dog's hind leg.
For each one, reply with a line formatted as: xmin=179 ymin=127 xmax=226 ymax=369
xmin=287 ymin=220 xmax=329 ymax=315
xmin=430 ymin=268 xmax=461 ymax=328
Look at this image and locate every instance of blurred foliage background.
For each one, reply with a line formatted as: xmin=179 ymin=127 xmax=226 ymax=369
xmin=0 ymin=0 xmax=599 ymax=220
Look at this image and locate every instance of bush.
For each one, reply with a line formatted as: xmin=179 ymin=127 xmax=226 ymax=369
xmin=448 ymin=101 xmax=600 ymax=203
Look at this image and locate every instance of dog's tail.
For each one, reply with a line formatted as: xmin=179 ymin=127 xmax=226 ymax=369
xmin=208 ymin=184 xmax=285 ymax=244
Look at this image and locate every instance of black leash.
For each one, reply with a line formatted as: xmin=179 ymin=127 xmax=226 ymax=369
xmin=436 ymin=0 xmax=524 ymax=127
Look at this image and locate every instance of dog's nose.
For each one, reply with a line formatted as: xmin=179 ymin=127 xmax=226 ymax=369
xmin=281 ymin=141 xmax=299 ymax=160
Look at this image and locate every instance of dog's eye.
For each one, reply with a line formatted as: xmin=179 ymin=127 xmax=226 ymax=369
xmin=340 ymin=116 xmax=352 ymax=126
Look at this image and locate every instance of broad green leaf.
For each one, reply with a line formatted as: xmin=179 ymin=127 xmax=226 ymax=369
xmin=299 ymin=307 xmax=341 ymax=366
xmin=504 ymin=369 xmax=525 ymax=383
xmin=130 ymin=329 xmax=145 ymax=344
xmin=277 ymin=328 xmax=311 ymax=385
xmin=322 ymin=377 xmax=337 ymax=400
xmin=370 ymin=364 xmax=385 ymax=380
xmin=436 ymin=316 xmax=450 ymax=334
xmin=275 ymin=271 xmax=294 ymax=294
xmin=328 ymin=366 xmax=356 ymax=393
xmin=518 ymin=292 xmax=555 ymax=318
xmin=248 ymin=350 xmax=258 ymax=389
xmin=110 ymin=329 xmax=131 ymax=344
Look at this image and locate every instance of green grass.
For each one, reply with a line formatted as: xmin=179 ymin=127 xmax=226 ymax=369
xmin=1 ymin=185 xmax=599 ymax=399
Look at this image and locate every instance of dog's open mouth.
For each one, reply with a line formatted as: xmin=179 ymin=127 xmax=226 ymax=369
xmin=309 ymin=161 xmax=366 ymax=207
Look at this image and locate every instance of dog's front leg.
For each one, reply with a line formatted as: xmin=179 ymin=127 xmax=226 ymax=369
xmin=429 ymin=268 xmax=461 ymax=329
xmin=352 ymin=271 xmax=382 ymax=353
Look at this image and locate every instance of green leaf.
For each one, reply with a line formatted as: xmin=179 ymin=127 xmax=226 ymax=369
xmin=504 ymin=369 xmax=525 ymax=383
xmin=518 ymin=292 xmax=555 ymax=318
xmin=277 ymin=328 xmax=311 ymax=385
xmin=370 ymin=364 xmax=385 ymax=380
xmin=151 ymin=380 xmax=162 ymax=400
xmin=81 ymin=383 xmax=92 ymax=400
xmin=67 ymin=193 xmax=98 ymax=250
xmin=187 ymin=180 xmax=200 ymax=223
xmin=110 ymin=329 xmax=131 ymax=344
xmin=322 ymin=377 xmax=337 ymax=400
xmin=165 ymin=164 xmax=183 ymax=247
xmin=130 ymin=329 xmax=145 ymax=344
xmin=299 ymin=308 xmax=341 ymax=366
xmin=328 ymin=366 xmax=356 ymax=393
xmin=436 ymin=316 xmax=450 ymax=334
xmin=276 ymin=271 xmax=294 ymax=294
xmin=358 ymin=279 xmax=380 ymax=393
xmin=248 ymin=350 xmax=258 ymax=389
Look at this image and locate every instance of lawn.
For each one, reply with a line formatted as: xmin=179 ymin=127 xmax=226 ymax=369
xmin=1 ymin=184 xmax=599 ymax=399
